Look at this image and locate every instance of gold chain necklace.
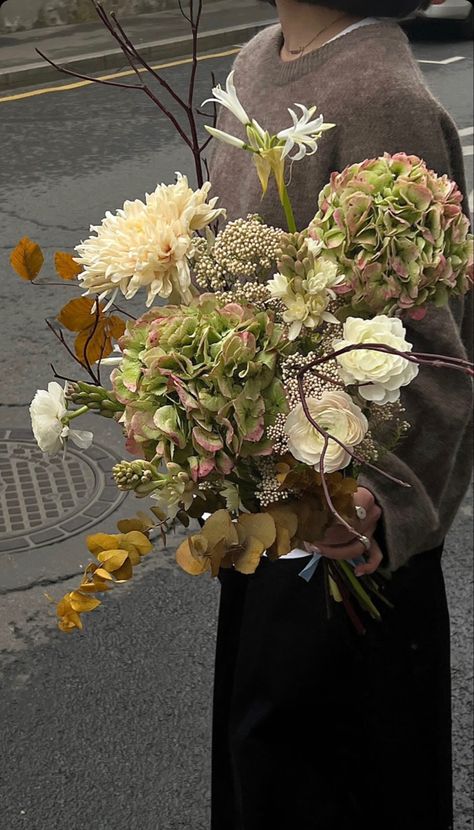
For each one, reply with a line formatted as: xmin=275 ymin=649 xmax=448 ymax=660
xmin=284 ymin=13 xmax=350 ymax=57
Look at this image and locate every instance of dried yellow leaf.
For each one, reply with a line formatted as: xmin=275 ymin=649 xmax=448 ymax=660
xmin=97 ymin=549 xmax=129 ymax=572
xmin=69 ymin=592 xmax=102 ymax=613
xmin=94 ymin=568 xmax=114 ymax=581
xmin=238 ymin=513 xmax=276 ymax=550
xmin=113 ymin=559 xmax=134 ymax=582
xmin=58 ymin=297 xmax=125 ymax=365
xmin=54 ymin=251 xmax=82 ymax=281
xmin=10 ymin=237 xmax=44 ymax=281
xmin=118 ymin=531 xmax=153 ymax=557
xmin=176 ymin=537 xmax=210 ymax=575
xmin=117 ymin=513 xmax=154 ymax=534
xmin=87 ymin=533 xmax=119 ymax=556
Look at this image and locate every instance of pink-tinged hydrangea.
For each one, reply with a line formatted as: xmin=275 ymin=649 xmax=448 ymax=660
xmin=309 ymin=153 xmax=473 ymax=317
xmin=111 ymin=295 xmax=289 ymax=479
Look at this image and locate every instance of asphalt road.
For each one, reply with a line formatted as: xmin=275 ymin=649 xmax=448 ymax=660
xmin=0 ymin=32 xmax=473 ymax=830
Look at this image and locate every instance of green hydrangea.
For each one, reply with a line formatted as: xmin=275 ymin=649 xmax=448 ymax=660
xmin=111 ymin=295 xmax=289 ymax=480
xmin=310 ymin=153 xmax=473 ymax=316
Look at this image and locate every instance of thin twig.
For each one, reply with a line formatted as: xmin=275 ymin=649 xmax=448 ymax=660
xmin=46 ymin=319 xmax=99 ymax=384
xmin=50 ymin=364 xmax=80 ymax=385
xmin=111 ymin=303 xmax=137 ymax=320
xmin=109 ymin=9 xmax=190 ymax=114
xmin=35 ymin=49 xmax=143 ymax=90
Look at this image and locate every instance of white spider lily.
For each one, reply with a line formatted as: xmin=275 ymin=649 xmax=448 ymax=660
xmin=205 ymin=127 xmax=247 ymax=150
xmin=277 ymin=104 xmax=335 ymax=161
xmin=203 ymin=72 xmax=335 ymax=232
xmin=202 ymin=71 xmax=250 ymax=126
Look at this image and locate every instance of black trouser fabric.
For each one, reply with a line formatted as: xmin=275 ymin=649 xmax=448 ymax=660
xmin=211 ymin=546 xmax=453 ymax=830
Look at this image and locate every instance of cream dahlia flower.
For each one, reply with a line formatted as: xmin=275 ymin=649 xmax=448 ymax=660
xmin=30 ymin=382 xmax=93 ymax=456
xmin=334 ymin=316 xmax=419 ymax=405
xmin=285 ymin=391 xmax=368 ymax=473
xmin=74 ymin=175 xmax=224 ymax=308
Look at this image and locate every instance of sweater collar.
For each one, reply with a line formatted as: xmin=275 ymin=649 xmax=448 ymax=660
xmin=261 ymin=21 xmax=409 ymax=86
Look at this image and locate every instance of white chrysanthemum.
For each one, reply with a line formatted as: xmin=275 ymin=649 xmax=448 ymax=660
xmin=30 ymin=382 xmax=93 ymax=456
xmin=285 ymin=391 xmax=368 ymax=473
xmin=74 ymin=175 xmax=224 ymax=308
xmin=334 ymin=316 xmax=419 ymax=405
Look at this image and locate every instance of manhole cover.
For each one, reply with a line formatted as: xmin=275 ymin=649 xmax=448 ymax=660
xmin=0 ymin=429 xmax=127 ymax=554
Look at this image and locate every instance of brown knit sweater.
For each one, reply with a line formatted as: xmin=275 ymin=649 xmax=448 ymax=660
xmin=210 ymin=21 xmax=473 ymax=572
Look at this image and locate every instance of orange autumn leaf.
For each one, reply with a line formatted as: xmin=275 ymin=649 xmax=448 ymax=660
xmin=58 ymin=296 xmax=99 ymax=331
xmin=10 ymin=237 xmax=44 ymax=281
xmin=55 ymin=251 xmax=82 ymax=281
xmin=57 ymin=297 xmax=125 ymax=366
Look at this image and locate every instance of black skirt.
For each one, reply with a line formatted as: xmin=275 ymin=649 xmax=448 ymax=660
xmin=211 ymin=546 xmax=453 ymax=830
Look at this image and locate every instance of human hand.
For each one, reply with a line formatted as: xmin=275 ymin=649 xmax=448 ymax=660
xmin=313 ymin=487 xmax=383 ymax=577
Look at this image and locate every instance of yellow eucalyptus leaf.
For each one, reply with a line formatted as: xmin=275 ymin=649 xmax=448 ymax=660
xmin=79 ymin=578 xmax=113 ymax=593
xmin=233 ymin=537 xmax=265 ymax=575
xmin=94 ymin=568 xmax=115 ymax=581
xmin=113 ymin=559 xmax=134 ymax=582
xmin=176 ymin=538 xmax=210 ymax=576
xmin=57 ymin=594 xmax=74 ymax=617
xmin=54 ymin=251 xmax=82 ymax=281
xmin=201 ymin=509 xmax=238 ymax=549
xmin=237 ymin=513 xmax=276 ymax=550
xmin=117 ymin=514 xmax=154 ymax=534
xmin=69 ymin=592 xmax=102 ymax=613
xmin=58 ymin=613 xmax=83 ymax=632
xmin=10 ymin=237 xmax=44 ymax=281
xmin=189 ymin=534 xmax=209 ymax=560
xmin=87 ymin=533 xmax=120 ymax=556
xmin=150 ymin=506 xmax=167 ymax=522
xmin=208 ymin=538 xmax=230 ymax=578
xmin=97 ymin=549 xmax=129 ymax=572
xmin=119 ymin=531 xmax=153 ymax=556
xmin=266 ymin=504 xmax=299 ymax=557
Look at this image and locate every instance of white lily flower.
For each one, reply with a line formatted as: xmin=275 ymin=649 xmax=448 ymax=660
xmin=277 ymin=104 xmax=335 ymax=161
xmin=202 ymin=71 xmax=250 ymax=126
xmin=30 ymin=382 xmax=93 ymax=456
xmin=204 ymin=126 xmax=247 ymax=150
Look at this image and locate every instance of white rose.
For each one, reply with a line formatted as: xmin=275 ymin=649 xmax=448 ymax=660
xmin=30 ymin=382 xmax=93 ymax=456
xmin=285 ymin=390 xmax=368 ymax=473
xmin=334 ymin=316 xmax=419 ymax=405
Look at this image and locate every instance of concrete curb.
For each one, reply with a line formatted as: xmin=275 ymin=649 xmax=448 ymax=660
xmin=0 ymin=18 xmax=276 ymax=91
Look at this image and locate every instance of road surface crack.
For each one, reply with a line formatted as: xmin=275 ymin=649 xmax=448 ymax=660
xmin=0 ymin=572 xmax=83 ymax=596
xmin=0 ymin=208 xmax=84 ymax=234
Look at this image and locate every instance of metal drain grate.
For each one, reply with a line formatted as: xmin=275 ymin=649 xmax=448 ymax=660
xmin=0 ymin=429 xmax=127 ymax=554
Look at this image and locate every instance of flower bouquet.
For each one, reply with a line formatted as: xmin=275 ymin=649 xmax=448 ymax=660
xmin=12 ymin=1 xmax=473 ymax=636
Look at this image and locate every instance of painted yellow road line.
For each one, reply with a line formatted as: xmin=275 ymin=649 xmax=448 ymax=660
xmin=0 ymin=46 xmax=240 ymax=104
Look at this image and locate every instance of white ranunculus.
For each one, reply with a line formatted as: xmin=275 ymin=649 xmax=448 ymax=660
xmin=285 ymin=391 xmax=368 ymax=473
xmin=30 ymin=382 xmax=93 ymax=456
xmin=74 ymin=175 xmax=224 ymax=308
xmin=334 ymin=316 xmax=419 ymax=405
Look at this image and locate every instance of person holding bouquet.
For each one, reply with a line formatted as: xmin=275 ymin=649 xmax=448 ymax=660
xmin=209 ymin=1 xmax=472 ymax=828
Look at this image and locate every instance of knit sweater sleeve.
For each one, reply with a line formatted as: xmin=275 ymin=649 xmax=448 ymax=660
xmin=336 ymin=91 xmax=473 ymax=571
